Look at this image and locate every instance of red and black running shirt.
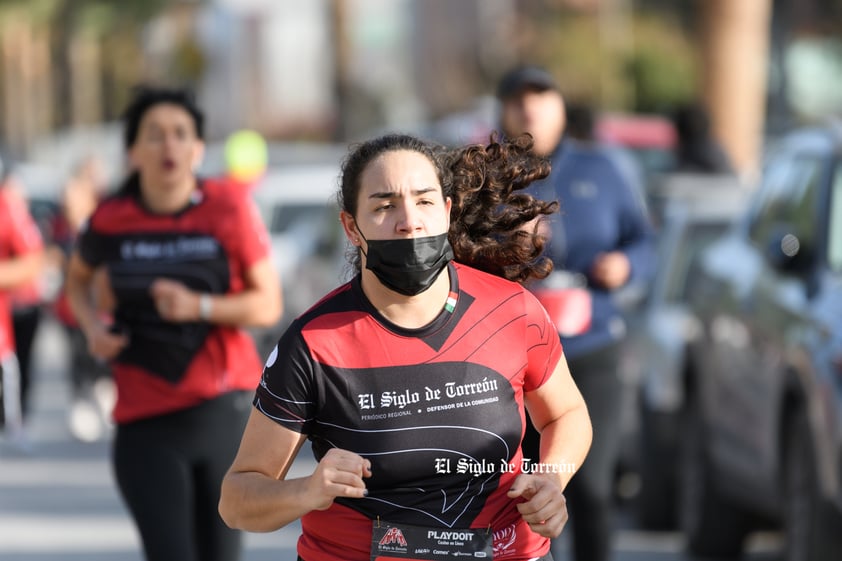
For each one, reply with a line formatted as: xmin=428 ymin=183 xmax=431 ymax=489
xmin=0 ymin=189 xmax=43 ymax=358
xmin=255 ymin=262 xmax=564 ymax=561
xmin=77 ymin=178 xmax=270 ymax=423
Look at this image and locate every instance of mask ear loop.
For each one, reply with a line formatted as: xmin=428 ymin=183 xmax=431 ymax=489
xmin=355 ymin=223 xmax=369 ymax=259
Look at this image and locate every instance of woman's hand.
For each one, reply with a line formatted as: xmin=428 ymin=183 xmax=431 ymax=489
xmin=305 ymin=448 xmax=372 ymax=511
xmin=150 ymin=278 xmax=202 ymax=322
xmin=507 ymin=473 xmax=569 ymax=538
xmin=84 ymin=321 xmax=129 ymax=361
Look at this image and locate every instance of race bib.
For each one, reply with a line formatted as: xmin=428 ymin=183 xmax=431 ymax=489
xmin=371 ymin=521 xmax=493 ymax=560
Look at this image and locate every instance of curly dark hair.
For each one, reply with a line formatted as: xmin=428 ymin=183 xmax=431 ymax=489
xmin=339 ymin=132 xmax=557 ymax=284
xmin=446 ymin=133 xmax=557 ymax=283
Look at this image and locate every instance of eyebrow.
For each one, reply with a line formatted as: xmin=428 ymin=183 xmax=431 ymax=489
xmin=142 ymin=122 xmax=190 ymax=136
xmin=368 ymin=187 xmax=440 ymax=200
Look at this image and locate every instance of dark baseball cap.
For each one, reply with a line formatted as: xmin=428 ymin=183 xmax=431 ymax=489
xmin=496 ymin=65 xmax=559 ymax=100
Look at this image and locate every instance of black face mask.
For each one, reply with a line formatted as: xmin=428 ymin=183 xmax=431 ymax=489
xmin=360 ymin=232 xmax=454 ymax=296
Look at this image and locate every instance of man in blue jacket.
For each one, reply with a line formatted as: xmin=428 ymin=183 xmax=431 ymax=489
xmin=498 ymin=65 xmax=656 ymax=561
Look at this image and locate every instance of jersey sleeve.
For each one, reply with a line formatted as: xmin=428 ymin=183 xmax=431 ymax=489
xmin=522 ymin=288 xmax=563 ymax=393
xmin=253 ymin=322 xmax=318 ymax=434
xmin=75 ymin=211 xmax=107 ymax=268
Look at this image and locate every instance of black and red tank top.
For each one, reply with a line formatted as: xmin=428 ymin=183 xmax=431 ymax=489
xmin=77 ymin=177 xmax=271 ymax=423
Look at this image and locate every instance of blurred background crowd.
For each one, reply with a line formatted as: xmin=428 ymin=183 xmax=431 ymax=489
xmin=2 ymin=1 xmax=842 ymax=560
xmin=0 ymin=0 xmax=839 ymax=176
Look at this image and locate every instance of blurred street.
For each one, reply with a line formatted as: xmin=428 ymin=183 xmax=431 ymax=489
xmin=1 ymin=317 xmax=786 ymax=561
xmin=0 ymin=317 xmax=303 ymax=561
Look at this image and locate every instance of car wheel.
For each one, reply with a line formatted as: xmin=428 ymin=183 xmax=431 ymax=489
xmin=783 ymin=411 xmax=842 ymax=561
xmin=637 ymin=404 xmax=678 ymax=530
xmin=679 ymin=397 xmax=748 ymax=558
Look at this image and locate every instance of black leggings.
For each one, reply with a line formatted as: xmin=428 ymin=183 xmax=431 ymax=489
xmin=113 ymin=391 xmax=252 ymax=561
xmin=12 ymin=305 xmax=41 ymax=419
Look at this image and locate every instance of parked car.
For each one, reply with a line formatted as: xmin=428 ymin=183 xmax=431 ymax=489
xmin=616 ymin=173 xmax=748 ymax=529
xmin=679 ymin=123 xmax=842 ymax=560
xmin=248 ymin=159 xmax=348 ymax=358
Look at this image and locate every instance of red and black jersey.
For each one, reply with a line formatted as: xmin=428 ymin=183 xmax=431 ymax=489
xmin=77 ymin=178 xmax=270 ymax=423
xmin=256 ymin=262 xmax=564 ymax=561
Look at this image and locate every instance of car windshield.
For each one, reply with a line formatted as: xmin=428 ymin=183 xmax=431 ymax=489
xmin=667 ymin=221 xmax=732 ymax=303
xmin=269 ymin=203 xmax=327 ymax=235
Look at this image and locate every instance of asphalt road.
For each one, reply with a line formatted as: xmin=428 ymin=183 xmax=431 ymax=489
xmin=0 ymin=318 xmax=784 ymax=561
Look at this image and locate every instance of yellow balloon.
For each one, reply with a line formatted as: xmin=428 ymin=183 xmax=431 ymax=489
xmin=225 ymin=130 xmax=268 ymax=182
